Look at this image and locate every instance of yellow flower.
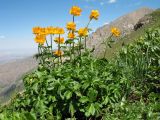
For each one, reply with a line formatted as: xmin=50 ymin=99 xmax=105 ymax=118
xmin=70 ymin=6 xmax=82 ymax=16
xmin=46 ymin=26 xmax=56 ymax=34
xmin=54 ymin=37 xmax=65 ymax=44
xmin=111 ymin=27 xmax=121 ymax=37
xmin=66 ymin=22 xmax=76 ymax=31
xmin=78 ymin=28 xmax=88 ymax=37
xmin=34 ymin=34 xmax=46 ymax=45
xmin=54 ymin=50 xmax=63 ymax=57
xmin=52 ymin=27 xmax=58 ymax=34
xmin=32 ymin=26 xmax=41 ymax=34
xmin=90 ymin=10 xmax=100 ymax=20
xmin=68 ymin=32 xmax=75 ymax=39
xmin=40 ymin=28 xmax=48 ymax=35
xmin=55 ymin=27 xmax=65 ymax=34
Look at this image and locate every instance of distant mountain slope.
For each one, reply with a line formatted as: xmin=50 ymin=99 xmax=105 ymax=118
xmin=0 ymin=57 xmax=37 ymax=88
xmin=0 ymin=57 xmax=37 ymax=103
xmin=86 ymin=7 xmax=158 ymax=58
xmin=103 ymin=9 xmax=160 ymax=58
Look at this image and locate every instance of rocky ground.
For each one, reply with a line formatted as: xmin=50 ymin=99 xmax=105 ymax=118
xmin=86 ymin=7 xmax=154 ymax=58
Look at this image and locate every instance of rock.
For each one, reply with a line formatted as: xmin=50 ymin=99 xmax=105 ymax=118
xmin=134 ymin=15 xmax=152 ymax=30
xmin=86 ymin=7 xmax=154 ymax=58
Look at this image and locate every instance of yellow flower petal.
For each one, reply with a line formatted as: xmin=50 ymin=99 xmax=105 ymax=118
xmin=32 ymin=26 xmax=41 ymax=34
xmin=68 ymin=32 xmax=75 ymax=39
xmin=66 ymin=22 xmax=76 ymax=31
xmin=34 ymin=34 xmax=46 ymax=44
xmin=90 ymin=10 xmax=100 ymax=20
xmin=54 ymin=50 xmax=63 ymax=57
xmin=111 ymin=27 xmax=121 ymax=37
xmin=54 ymin=37 xmax=65 ymax=44
xmin=70 ymin=6 xmax=82 ymax=16
xmin=55 ymin=27 xmax=65 ymax=34
xmin=78 ymin=28 xmax=88 ymax=37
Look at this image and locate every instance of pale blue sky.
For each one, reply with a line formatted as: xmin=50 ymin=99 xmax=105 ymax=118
xmin=0 ymin=0 xmax=160 ymax=56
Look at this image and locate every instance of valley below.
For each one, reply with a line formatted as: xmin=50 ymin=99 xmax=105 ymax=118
xmin=0 ymin=56 xmax=37 ymax=104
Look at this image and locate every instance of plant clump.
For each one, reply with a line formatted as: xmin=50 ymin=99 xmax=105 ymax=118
xmin=0 ymin=5 xmax=159 ymax=120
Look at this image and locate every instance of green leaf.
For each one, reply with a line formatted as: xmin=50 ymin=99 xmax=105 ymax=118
xmin=47 ymin=86 xmax=54 ymax=91
xmin=36 ymin=71 xmax=43 ymax=78
xmin=79 ymin=96 xmax=89 ymax=103
xmin=82 ymin=82 xmax=90 ymax=90
xmin=58 ymin=85 xmax=65 ymax=91
xmin=122 ymin=47 xmax=127 ymax=54
xmin=69 ymin=102 xmax=75 ymax=117
xmin=85 ymin=111 xmax=90 ymax=117
xmin=60 ymin=46 xmax=67 ymax=49
xmin=103 ymin=96 xmax=109 ymax=105
xmin=32 ymin=83 xmax=38 ymax=93
xmin=64 ymin=91 xmax=72 ymax=100
xmin=24 ymin=112 xmax=36 ymax=120
xmin=87 ymin=88 xmax=98 ymax=102
xmin=75 ymin=91 xmax=82 ymax=97
xmin=107 ymin=42 xmax=112 ymax=48
xmin=73 ymin=83 xmax=80 ymax=90
xmin=88 ymin=103 xmax=96 ymax=116
xmin=65 ymin=39 xmax=74 ymax=44
xmin=36 ymin=99 xmax=46 ymax=114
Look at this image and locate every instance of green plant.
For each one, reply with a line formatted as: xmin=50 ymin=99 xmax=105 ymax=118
xmin=117 ymin=28 xmax=160 ymax=98
xmin=0 ymin=28 xmax=159 ymax=120
xmin=7 ymin=53 xmax=128 ymax=119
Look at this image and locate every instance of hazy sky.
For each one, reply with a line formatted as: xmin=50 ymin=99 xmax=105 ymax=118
xmin=0 ymin=0 xmax=160 ymax=55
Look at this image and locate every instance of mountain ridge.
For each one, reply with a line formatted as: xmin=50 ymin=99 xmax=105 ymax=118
xmin=86 ymin=7 xmax=154 ymax=58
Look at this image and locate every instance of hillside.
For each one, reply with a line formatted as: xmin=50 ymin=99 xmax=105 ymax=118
xmin=0 ymin=7 xmax=159 ymax=104
xmin=0 ymin=57 xmax=37 ymax=104
xmin=86 ymin=8 xmax=160 ymax=58
xmin=0 ymin=6 xmax=160 ymax=119
xmin=0 ymin=27 xmax=159 ymax=119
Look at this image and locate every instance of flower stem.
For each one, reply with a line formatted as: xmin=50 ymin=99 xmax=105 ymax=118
xmin=79 ymin=37 xmax=82 ymax=66
xmin=70 ymin=43 xmax=72 ymax=61
xmin=103 ymin=47 xmax=107 ymax=58
xmin=38 ymin=44 xmax=41 ymax=63
xmin=46 ymin=37 xmax=49 ymax=47
xmin=39 ymin=45 xmax=44 ymax=64
xmin=84 ymin=37 xmax=87 ymax=51
xmin=45 ymin=37 xmax=50 ymax=59
xmin=86 ymin=19 xmax=91 ymax=28
xmin=79 ymin=37 xmax=82 ymax=57
xmin=38 ymin=44 xmax=40 ymax=55
xmin=83 ymin=19 xmax=92 ymax=52
xmin=73 ymin=15 xmax=75 ymax=22
xmin=50 ymin=34 xmax=53 ymax=55
xmin=72 ymin=15 xmax=75 ymax=60
xmin=58 ymin=34 xmax=62 ymax=64
xmin=103 ymin=34 xmax=113 ymax=58
xmin=72 ymin=42 xmax=75 ymax=59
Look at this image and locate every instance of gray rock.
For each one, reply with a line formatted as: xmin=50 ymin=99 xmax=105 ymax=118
xmin=86 ymin=7 xmax=154 ymax=58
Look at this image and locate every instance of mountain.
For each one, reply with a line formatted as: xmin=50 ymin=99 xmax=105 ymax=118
xmin=0 ymin=57 xmax=37 ymax=104
xmin=86 ymin=7 xmax=158 ymax=58
xmin=1 ymin=7 xmax=160 ymax=104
